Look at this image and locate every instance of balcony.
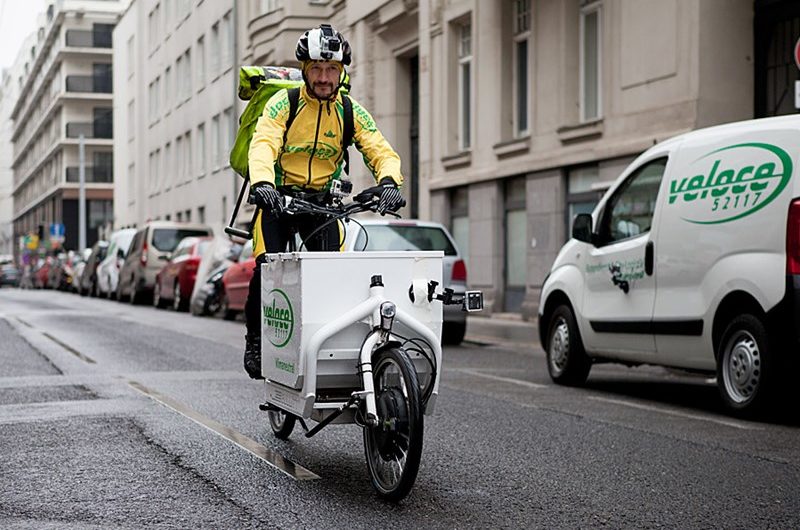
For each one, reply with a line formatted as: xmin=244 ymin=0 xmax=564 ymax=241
xmin=66 ymin=121 xmax=113 ymax=139
xmin=66 ymin=74 xmax=112 ymax=93
xmin=65 ymin=28 xmax=112 ymax=49
xmin=66 ymin=166 xmax=113 ymax=183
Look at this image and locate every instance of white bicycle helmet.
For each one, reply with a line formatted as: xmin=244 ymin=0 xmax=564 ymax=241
xmin=295 ymin=24 xmax=352 ymax=65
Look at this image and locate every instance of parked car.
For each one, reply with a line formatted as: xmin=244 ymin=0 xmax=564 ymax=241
xmin=220 ymin=240 xmax=254 ymax=320
xmin=153 ymin=236 xmax=212 ymax=311
xmin=78 ymin=241 xmax=109 ymax=296
xmin=538 ymin=114 xmax=800 ymax=417
xmin=117 ymin=222 xmax=214 ymax=304
xmin=71 ymin=248 xmax=93 ymax=293
xmin=96 ymin=228 xmax=137 ymax=299
xmin=0 ymin=263 xmax=20 ymax=287
xmin=342 ymin=219 xmax=469 ymax=345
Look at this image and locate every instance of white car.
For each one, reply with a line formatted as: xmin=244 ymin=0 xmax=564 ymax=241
xmin=96 ymin=228 xmax=137 ymax=299
xmin=343 ymin=219 xmax=469 ymax=345
xmin=538 ymin=115 xmax=800 ymax=417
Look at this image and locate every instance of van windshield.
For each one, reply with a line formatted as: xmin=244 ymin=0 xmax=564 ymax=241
xmin=152 ymin=229 xmax=210 ymax=252
xmin=354 ymin=225 xmax=457 ymax=255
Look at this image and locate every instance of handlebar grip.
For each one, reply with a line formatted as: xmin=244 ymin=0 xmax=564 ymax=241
xmin=224 ymin=226 xmax=252 ymax=240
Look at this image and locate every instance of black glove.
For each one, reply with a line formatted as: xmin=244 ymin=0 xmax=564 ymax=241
xmin=377 ymin=178 xmax=405 ymax=214
xmin=249 ymin=182 xmax=284 ymax=215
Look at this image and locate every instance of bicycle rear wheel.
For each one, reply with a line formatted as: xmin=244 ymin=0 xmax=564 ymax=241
xmin=363 ymin=347 xmax=424 ymax=502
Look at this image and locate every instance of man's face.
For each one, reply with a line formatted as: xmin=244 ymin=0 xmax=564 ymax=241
xmin=306 ymin=61 xmax=341 ymax=99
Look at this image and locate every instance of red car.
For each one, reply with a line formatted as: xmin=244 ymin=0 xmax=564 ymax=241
xmin=220 ymin=240 xmax=255 ymax=320
xmin=153 ymin=236 xmax=212 ymax=311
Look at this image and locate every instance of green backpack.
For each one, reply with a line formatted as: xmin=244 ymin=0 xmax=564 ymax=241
xmin=229 ymin=65 xmax=354 ymax=180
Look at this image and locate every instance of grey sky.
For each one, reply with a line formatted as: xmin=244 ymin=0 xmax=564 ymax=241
xmin=0 ymin=0 xmax=48 ymax=71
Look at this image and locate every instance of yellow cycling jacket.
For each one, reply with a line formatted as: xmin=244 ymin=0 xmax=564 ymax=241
xmin=248 ymin=85 xmax=403 ymax=256
xmin=249 ymin=85 xmax=402 ymax=189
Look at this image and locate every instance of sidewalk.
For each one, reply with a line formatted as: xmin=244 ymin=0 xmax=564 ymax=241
xmin=464 ymin=313 xmax=541 ymax=350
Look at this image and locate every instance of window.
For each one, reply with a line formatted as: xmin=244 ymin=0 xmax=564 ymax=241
xmin=458 ymin=20 xmax=472 ymax=150
xmin=566 ymin=164 xmax=605 ymax=236
xmin=148 ymin=151 xmax=156 ymax=194
xmin=222 ymin=107 xmax=233 ymax=166
xmin=164 ymin=66 xmax=172 ymax=111
xmin=580 ymin=1 xmax=601 ymax=122
xmin=261 ymin=0 xmax=280 ymax=12
xmin=154 ymin=149 xmax=161 ymax=193
xmin=599 ymin=158 xmax=667 ymax=245
xmin=184 ymin=131 xmax=192 ymax=181
xmin=127 ymin=36 xmax=135 ymax=78
xmin=183 ymin=48 xmax=192 ymax=100
xmin=176 ymin=136 xmax=183 ymax=186
xmin=197 ymin=123 xmax=206 ymax=176
xmin=221 ymin=12 xmax=232 ymax=71
xmin=197 ymin=36 xmax=205 ymax=88
xmin=184 ymin=209 xmax=191 ymax=222
xmin=198 ymin=205 xmax=205 ymax=224
xmin=127 ymin=163 xmax=135 ymax=205
xmin=164 ymin=141 xmax=172 ymax=190
xmin=513 ymin=0 xmax=530 ymax=136
xmin=127 ymin=100 xmax=135 ymax=142
xmin=211 ymin=114 xmax=220 ymax=169
xmin=210 ymin=22 xmax=220 ymax=75
xmin=450 ymin=187 xmax=469 ymax=268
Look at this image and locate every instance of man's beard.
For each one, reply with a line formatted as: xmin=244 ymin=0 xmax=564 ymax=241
xmin=311 ymin=82 xmax=336 ymax=100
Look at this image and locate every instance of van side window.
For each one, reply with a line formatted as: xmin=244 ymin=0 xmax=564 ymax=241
xmin=600 ymin=157 xmax=667 ymax=245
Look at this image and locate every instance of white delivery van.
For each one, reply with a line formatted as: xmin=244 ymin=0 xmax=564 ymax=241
xmin=538 ymin=115 xmax=800 ymax=417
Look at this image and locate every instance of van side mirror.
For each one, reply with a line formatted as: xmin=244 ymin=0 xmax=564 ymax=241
xmin=117 ymin=248 xmax=124 ymax=259
xmin=572 ymin=213 xmax=594 ymax=244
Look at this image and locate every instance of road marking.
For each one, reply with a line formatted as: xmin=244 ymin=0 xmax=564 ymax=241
xmin=128 ymin=381 xmax=319 ymax=481
xmin=42 ymin=332 xmax=96 ymax=364
xmin=588 ymin=396 xmax=762 ymax=430
xmin=454 ymin=368 xmax=548 ymax=389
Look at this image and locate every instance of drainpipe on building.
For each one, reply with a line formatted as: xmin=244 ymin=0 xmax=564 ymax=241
xmin=231 ymin=0 xmax=240 ymax=230
xmin=79 ymin=134 xmax=86 ymax=252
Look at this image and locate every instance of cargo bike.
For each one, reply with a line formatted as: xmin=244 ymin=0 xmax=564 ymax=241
xmin=226 ymin=184 xmax=483 ymax=501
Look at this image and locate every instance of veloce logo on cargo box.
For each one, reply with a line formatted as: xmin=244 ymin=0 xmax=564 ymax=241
xmin=263 ymin=289 xmax=294 ymax=348
xmin=668 ymin=142 xmax=793 ymax=224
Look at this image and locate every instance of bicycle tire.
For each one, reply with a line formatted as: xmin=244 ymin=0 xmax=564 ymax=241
xmin=268 ymin=409 xmax=296 ymax=439
xmin=363 ymin=347 xmax=424 ymax=502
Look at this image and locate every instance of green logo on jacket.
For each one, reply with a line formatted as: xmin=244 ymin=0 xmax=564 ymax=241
xmin=668 ymin=142 xmax=792 ymax=224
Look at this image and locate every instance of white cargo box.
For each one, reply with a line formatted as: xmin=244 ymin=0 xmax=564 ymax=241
xmin=261 ymin=251 xmax=443 ymax=393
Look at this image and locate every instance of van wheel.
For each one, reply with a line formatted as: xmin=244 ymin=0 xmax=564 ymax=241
xmin=716 ymin=314 xmax=774 ymax=417
xmin=546 ymin=304 xmax=591 ymax=386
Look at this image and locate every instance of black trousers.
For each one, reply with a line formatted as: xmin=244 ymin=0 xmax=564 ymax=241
xmin=244 ymin=210 xmax=340 ymax=338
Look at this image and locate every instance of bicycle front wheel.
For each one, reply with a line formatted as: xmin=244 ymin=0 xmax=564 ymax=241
xmin=363 ymin=347 xmax=424 ymax=502
xmin=268 ymin=409 xmax=296 ymax=439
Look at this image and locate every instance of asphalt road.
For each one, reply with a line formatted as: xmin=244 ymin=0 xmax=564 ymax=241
xmin=0 ymin=288 xmax=798 ymax=529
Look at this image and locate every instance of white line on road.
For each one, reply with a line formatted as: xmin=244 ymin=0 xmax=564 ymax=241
xmin=128 ymin=381 xmax=320 ymax=481
xmin=453 ymin=368 xmax=548 ymax=389
xmin=587 ymin=396 xmax=762 ymax=430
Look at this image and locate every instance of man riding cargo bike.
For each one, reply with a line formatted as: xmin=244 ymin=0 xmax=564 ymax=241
xmin=228 ymin=24 xmax=482 ymax=501
xmin=240 ymin=24 xmax=405 ymax=379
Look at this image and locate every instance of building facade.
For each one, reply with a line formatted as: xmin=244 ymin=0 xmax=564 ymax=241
xmin=11 ymin=0 xmax=126 ymax=254
xmin=111 ymin=0 xmax=800 ymax=320
xmin=113 ymin=0 xmax=239 ymax=233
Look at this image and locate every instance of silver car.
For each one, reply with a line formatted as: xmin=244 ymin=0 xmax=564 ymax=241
xmin=342 ymin=219 xmax=468 ymax=345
